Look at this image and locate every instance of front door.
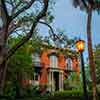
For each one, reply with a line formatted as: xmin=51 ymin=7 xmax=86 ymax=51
xmin=53 ymin=72 xmax=59 ymax=91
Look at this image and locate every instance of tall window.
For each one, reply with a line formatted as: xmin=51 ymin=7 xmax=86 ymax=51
xmin=67 ymin=58 xmax=72 ymax=70
xmin=33 ymin=73 xmax=38 ymax=81
xmin=32 ymin=53 xmax=40 ymax=66
xmin=50 ymin=55 xmax=58 ymax=68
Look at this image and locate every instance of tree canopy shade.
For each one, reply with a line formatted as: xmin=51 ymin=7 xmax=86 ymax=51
xmin=7 ymin=37 xmax=33 ymax=82
xmin=0 ymin=0 xmax=52 ymax=93
xmin=94 ymin=44 xmax=100 ymax=84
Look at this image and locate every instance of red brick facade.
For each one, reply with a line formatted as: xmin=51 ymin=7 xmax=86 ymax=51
xmin=32 ymin=48 xmax=80 ymax=92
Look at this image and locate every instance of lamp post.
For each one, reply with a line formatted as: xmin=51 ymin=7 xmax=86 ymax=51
xmin=76 ymin=39 xmax=88 ymax=100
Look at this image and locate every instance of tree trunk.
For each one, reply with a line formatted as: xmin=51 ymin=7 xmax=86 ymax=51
xmin=0 ymin=0 xmax=9 ymax=94
xmin=87 ymin=5 xmax=98 ymax=100
xmin=0 ymin=0 xmax=49 ymax=95
xmin=0 ymin=25 xmax=8 ymax=95
xmin=0 ymin=60 xmax=6 ymax=95
xmin=0 ymin=28 xmax=8 ymax=94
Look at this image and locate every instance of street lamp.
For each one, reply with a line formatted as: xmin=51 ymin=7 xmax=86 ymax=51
xmin=76 ymin=39 xmax=88 ymax=100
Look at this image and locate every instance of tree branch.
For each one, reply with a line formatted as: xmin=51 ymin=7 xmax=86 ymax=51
xmin=38 ymin=20 xmax=60 ymax=41
xmin=14 ymin=30 xmax=23 ymax=37
xmin=11 ymin=0 xmax=36 ymax=19
xmin=39 ymin=21 xmax=55 ymax=36
xmin=81 ymin=0 xmax=88 ymax=9
xmin=5 ymin=0 xmax=49 ymax=61
xmin=1 ymin=0 xmax=9 ymax=19
xmin=81 ymin=0 xmax=100 ymax=10
xmin=94 ymin=2 xmax=100 ymax=9
xmin=11 ymin=1 xmax=22 ymax=14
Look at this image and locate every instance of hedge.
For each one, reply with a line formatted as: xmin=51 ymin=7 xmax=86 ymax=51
xmin=0 ymin=90 xmax=100 ymax=100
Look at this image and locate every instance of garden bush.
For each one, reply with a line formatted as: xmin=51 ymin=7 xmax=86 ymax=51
xmin=1 ymin=87 xmax=100 ymax=100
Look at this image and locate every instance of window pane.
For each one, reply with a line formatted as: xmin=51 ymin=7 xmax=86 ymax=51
xmin=67 ymin=58 xmax=72 ymax=70
xmin=50 ymin=55 xmax=57 ymax=68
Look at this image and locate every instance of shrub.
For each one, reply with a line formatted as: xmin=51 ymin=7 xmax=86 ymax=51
xmin=53 ymin=90 xmax=83 ymax=97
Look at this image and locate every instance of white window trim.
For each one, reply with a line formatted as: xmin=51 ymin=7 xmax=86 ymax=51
xmin=50 ymin=55 xmax=58 ymax=68
xmin=32 ymin=53 xmax=40 ymax=63
xmin=67 ymin=58 xmax=72 ymax=70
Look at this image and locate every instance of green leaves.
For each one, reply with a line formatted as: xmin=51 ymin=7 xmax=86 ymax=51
xmin=72 ymin=0 xmax=100 ymax=13
xmin=94 ymin=44 xmax=100 ymax=84
xmin=7 ymin=31 xmax=43 ymax=81
xmin=7 ymin=37 xmax=33 ymax=81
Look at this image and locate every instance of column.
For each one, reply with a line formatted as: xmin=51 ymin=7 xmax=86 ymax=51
xmin=61 ymin=71 xmax=64 ymax=91
xmin=48 ymin=71 xmax=52 ymax=92
xmin=59 ymin=71 xmax=64 ymax=91
xmin=59 ymin=72 xmax=61 ymax=91
xmin=51 ymin=71 xmax=54 ymax=92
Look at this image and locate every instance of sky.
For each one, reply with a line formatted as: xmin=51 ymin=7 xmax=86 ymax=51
xmin=1 ymin=0 xmax=99 ymax=62
xmin=39 ymin=0 xmax=100 ymax=61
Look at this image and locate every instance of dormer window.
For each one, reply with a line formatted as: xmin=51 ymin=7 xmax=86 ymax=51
xmin=50 ymin=53 xmax=58 ymax=68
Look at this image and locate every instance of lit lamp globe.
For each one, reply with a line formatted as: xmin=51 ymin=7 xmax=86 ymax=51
xmin=76 ymin=39 xmax=85 ymax=53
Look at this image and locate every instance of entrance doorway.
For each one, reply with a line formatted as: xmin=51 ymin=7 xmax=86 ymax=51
xmin=53 ymin=72 xmax=59 ymax=91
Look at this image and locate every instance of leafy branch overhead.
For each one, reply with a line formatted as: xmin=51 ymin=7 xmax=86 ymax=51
xmin=72 ymin=0 xmax=100 ymax=12
xmin=0 ymin=0 xmax=50 ymax=63
xmin=0 ymin=0 xmax=51 ymax=90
